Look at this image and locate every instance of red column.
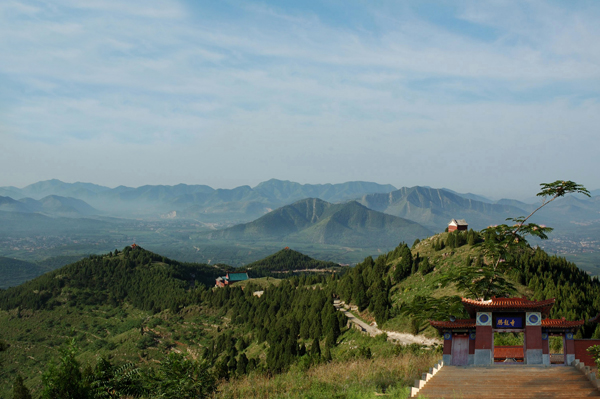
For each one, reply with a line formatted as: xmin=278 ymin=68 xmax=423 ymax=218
xmin=475 ymin=325 xmax=493 ymax=350
xmin=474 ymin=325 xmax=493 ymax=365
xmin=525 ymin=325 xmax=543 ymax=364
xmin=443 ymin=338 xmax=452 ymax=355
xmin=565 ymin=333 xmax=576 ymax=365
xmin=542 ymin=337 xmax=549 ymax=354
xmin=525 ymin=326 xmax=542 ymax=350
xmin=542 ymin=333 xmax=550 ymax=365
xmin=442 ymin=333 xmax=453 ymax=365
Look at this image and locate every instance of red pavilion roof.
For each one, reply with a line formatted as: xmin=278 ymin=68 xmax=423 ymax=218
xmin=462 ymin=297 xmax=555 ymax=317
xmin=590 ymin=313 xmax=600 ymax=324
xmin=542 ymin=318 xmax=585 ymax=329
xmin=430 ymin=319 xmax=476 ymax=331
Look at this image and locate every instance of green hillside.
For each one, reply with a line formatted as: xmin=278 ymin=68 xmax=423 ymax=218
xmin=0 ymin=255 xmax=88 ymax=289
xmin=2 ymin=233 xmax=600 ymax=398
xmin=208 ymin=198 xmax=432 ymax=247
xmin=0 ymin=257 xmax=50 ymax=289
xmin=244 ymin=247 xmax=341 ymax=274
xmin=0 ymin=246 xmax=225 ymax=312
xmin=328 ymin=231 xmax=600 ymax=338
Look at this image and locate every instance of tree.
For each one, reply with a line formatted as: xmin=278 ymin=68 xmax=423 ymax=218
xmin=403 ymin=180 xmax=589 ymax=322
xmin=12 ymin=375 xmax=33 ymax=399
xmin=41 ymin=340 xmax=89 ymax=399
xmin=587 ymin=345 xmax=600 ymax=370
xmin=148 ymin=352 xmax=216 ymax=399
xmin=443 ymin=180 xmax=589 ymax=300
xmin=310 ymin=337 xmax=321 ymax=357
xmin=87 ymin=357 xmax=144 ymax=399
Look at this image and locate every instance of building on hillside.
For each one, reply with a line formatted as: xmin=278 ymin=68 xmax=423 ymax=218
xmin=215 ymin=272 xmax=250 ymax=287
xmin=448 ymin=219 xmax=468 ymax=232
xmin=430 ymin=296 xmax=591 ymax=366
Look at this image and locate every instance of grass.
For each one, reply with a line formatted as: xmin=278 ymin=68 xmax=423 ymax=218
xmin=231 ymin=277 xmax=282 ymax=290
xmin=213 ymin=328 xmax=441 ymax=399
xmin=213 ymin=350 xmax=439 ymax=399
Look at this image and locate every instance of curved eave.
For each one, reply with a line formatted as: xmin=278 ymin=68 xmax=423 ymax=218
xmin=461 ymin=297 xmax=555 ymax=318
xmin=430 ymin=319 xmax=476 ymax=332
xmin=542 ymin=319 xmax=585 ymax=331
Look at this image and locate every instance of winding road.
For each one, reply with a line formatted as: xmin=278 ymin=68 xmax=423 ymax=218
xmin=334 ymin=300 xmax=441 ymax=346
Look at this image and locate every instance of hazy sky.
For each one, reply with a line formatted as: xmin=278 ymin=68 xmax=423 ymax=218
xmin=1 ymin=0 xmax=599 ymax=199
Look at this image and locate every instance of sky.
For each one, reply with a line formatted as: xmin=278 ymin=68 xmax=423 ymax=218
xmin=1 ymin=0 xmax=599 ymax=199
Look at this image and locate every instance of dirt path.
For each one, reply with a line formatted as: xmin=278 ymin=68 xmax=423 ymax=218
xmin=333 ymin=300 xmax=441 ymax=346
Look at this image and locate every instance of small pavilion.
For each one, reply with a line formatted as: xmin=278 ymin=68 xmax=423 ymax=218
xmin=430 ymin=297 xmax=584 ymax=366
xmin=448 ymin=219 xmax=468 ymax=232
xmin=215 ymin=272 xmax=250 ymax=287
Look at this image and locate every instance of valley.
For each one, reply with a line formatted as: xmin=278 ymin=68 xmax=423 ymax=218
xmin=1 ymin=179 xmax=599 ymax=290
xmin=2 ymin=218 xmax=600 ymax=397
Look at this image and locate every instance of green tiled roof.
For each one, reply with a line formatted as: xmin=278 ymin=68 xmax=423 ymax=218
xmin=227 ymin=273 xmax=249 ymax=282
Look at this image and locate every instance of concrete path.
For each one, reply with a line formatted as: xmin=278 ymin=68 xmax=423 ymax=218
xmin=333 ymin=300 xmax=440 ymax=346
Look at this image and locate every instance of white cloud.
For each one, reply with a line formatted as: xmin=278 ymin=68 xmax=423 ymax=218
xmin=0 ymin=0 xmax=599 ymax=195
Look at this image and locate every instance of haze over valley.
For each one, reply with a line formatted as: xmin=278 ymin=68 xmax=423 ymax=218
xmin=1 ymin=178 xmax=599 ymax=288
xmin=2 ymin=1 xmax=600 ymax=397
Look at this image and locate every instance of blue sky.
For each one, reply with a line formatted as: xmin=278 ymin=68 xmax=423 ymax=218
xmin=1 ymin=0 xmax=599 ymax=198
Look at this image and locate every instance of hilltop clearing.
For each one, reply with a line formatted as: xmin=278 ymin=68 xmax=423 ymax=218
xmin=242 ymin=247 xmax=342 ymax=275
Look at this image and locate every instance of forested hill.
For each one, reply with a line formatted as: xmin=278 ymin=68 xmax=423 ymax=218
xmin=208 ymin=198 xmax=432 ymax=247
xmin=327 ymin=231 xmax=600 ymax=337
xmin=244 ymin=248 xmax=341 ymax=274
xmin=0 ymin=246 xmax=225 ymax=312
xmin=0 ymin=257 xmax=51 ymax=289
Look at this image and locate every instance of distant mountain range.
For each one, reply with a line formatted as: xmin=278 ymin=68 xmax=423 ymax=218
xmin=356 ymin=186 xmax=529 ymax=231
xmin=0 ymin=179 xmax=598 ymax=232
xmin=0 ymin=179 xmax=397 ymax=221
xmin=0 ymin=195 xmax=98 ymax=217
xmin=207 ymin=198 xmax=432 ymax=248
xmin=357 ymin=186 xmax=600 ymax=232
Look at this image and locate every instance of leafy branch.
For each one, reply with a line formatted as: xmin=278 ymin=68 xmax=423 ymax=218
xmin=479 ymin=180 xmax=590 ymax=291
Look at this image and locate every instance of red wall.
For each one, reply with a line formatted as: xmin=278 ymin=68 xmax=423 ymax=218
xmin=574 ymin=339 xmax=600 ymax=367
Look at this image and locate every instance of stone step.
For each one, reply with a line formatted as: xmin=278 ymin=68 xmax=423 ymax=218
xmin=417 ymin=366 xmax=599 ymax=399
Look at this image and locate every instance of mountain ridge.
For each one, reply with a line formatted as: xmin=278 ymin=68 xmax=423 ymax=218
xmin=207 ymin=198 xmax=432 ymax=248
xmin=0 ymin=179 xmax=398 ymax=221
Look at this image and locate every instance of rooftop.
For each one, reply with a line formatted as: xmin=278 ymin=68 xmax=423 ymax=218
xmin=226 ymin=272 xmax=249 ymax=282
xmin=449 ymin=218 xmax=468 ymax=226
xmin=462 ymin=297 xmax=555 ymax=317
xmin=430 ymin=319 xmax=477 ymax=330
xmin=542 ymin=318 xmax=585 ymax=329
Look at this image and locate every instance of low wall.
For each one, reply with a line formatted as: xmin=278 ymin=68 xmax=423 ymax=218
xmin=574 ymin=339 xmax=600 ymax=367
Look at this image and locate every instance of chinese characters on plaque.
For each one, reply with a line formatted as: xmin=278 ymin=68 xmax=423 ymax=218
xmin=495 ymin=317 xmax=522 ymax=328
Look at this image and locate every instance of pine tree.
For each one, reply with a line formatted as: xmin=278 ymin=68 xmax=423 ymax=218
xmin=12 ymin=375 xmax=33 ymax=399
xmin=323 ymin=345 xmax=332 ymax=362
xmin=310 ymin=338 xmax=321 ymax=357
xmin=236 ymin=353 xmax=248 ymax=375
